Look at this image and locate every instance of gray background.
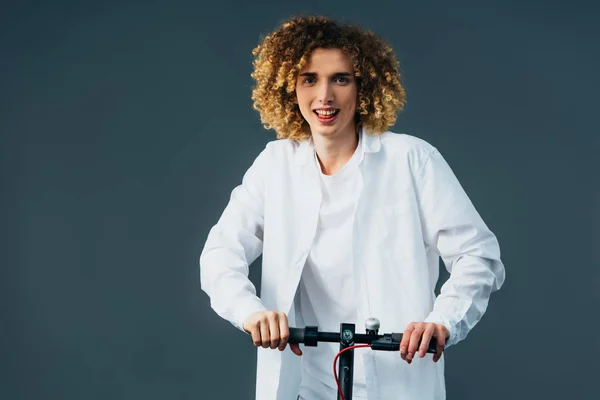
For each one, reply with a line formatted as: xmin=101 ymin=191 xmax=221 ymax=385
xmin=1 ymin=0 xmax=598 ymax=399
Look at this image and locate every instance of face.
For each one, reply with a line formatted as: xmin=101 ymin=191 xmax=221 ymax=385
xmin=295 ymin=48 xmax=358 ymax=140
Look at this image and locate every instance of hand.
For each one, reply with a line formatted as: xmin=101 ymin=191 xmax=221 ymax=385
xmin=242 ymin=310 xmax=303 ymax=356
xmin=399 ymin=322 xmax=449 ymax=364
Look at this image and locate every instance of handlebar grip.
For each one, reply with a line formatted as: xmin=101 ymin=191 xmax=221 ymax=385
xmin=288 ymin=327 xmax=304 ymax=344
xmin=371 ymin=333 xmax=440 ymax=353
xmin=396 ymin=333 xmax=439 ymax=353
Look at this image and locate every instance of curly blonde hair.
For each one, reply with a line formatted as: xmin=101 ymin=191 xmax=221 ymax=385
xmin=250 ymin=15 xmax=407 ymax=141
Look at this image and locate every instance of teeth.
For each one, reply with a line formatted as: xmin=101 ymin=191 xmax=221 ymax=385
xmin=315 ymin=109 xmax=337 ymax=116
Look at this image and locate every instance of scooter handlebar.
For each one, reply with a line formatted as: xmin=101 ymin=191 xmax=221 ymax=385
xmin=288 ymin=327 xmax=440 ymax=354
xmin=289 ymin=327 xmax=305 ymax=344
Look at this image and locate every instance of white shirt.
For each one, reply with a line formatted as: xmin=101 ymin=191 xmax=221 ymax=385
xmin=298 ymin=134 xmax=368 ymax=399
xmin=200 ymin=127 xmax=506 ymax=400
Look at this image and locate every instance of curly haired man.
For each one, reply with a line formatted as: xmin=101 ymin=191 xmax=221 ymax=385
xmin=200 ymin=15 xmax=505 ymax=400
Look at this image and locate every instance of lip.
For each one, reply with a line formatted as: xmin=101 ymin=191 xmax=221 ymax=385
xmin=314 ymin=109 xmax=340 ymax=125
xmin=313 ymin=107 xmax=339 ymax=111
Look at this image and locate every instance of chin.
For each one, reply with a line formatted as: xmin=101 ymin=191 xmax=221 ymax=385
xmin=311 ymin=121 xmax=351 ymax=137
xmin=310 ymin=127 xmax=337 ymax=137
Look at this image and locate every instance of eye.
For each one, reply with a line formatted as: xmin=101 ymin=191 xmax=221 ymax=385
xmin=302 ymin=77 xmax=316 ymax=84
xmin=334 ymin=76 xmax=350 ymax=84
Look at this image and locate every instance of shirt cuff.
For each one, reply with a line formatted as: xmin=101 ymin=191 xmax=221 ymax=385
xmin=423 ymin=312 xmax=458 ymax=348
xmin=231 ymin=298 xmax=268 ymax=334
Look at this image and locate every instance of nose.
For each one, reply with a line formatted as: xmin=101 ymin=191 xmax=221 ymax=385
xmin=317 ymin=81 xmax=334 ymax=104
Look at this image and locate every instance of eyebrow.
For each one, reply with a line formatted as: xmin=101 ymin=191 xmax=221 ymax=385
xmin=299 ymin=72 xmax=353 ymax=77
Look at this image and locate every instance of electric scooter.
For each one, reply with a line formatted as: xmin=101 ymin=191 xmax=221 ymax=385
xmin=288 ymin=318 xmax=439 ymax=400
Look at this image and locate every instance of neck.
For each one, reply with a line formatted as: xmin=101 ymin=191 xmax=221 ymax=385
xmin=312 ymin=125 xmax=359 ymax=176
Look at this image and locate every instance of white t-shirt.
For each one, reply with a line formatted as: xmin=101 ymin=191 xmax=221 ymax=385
xmin=297 ymin=134 xmax=368 ymax=400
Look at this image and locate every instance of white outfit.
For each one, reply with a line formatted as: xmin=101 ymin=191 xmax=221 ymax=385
xmin=200 ymin=127 xmax=506 ymax=399
xmin=297 ymin=133 xmax=367 ymax=399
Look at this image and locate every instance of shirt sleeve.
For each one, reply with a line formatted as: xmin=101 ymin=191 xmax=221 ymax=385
xmin=415 ymin=148 xmax=506 ymax=348
xmin=199 ymin=144 xmax=271 ymax=333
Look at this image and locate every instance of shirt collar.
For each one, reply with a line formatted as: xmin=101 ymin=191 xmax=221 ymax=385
xmin=295 ymin=125 xmax=381 ymax=166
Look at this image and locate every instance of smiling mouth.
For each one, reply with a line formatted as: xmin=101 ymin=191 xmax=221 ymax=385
xmin=313 ymin=109 xmax=340 ymax=117
xmin=314 ymin=110 xmax=339 ymax=124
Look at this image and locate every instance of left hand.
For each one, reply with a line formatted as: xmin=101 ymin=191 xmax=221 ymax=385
xmin=399 ymin=322 xmax=449 ymax=364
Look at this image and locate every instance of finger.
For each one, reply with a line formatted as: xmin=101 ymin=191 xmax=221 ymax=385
xmin=278 ymin=313 xmax=289 ymax=351
xmin=260 ymin=317 xmax=270 ymax=348
xmin=433 ymin=328 xmax=446 ymax=362
xmin=407 ymin=324 xmax=424 ymax=363
xmin=289 ymin=343 xmax=303 ymax=356
xmin=250 ymin=322 xmax=262 ymax=347
xmin=269 ymin=313 xmax=280 ymax=349
xmin=418 ymin=324 xmax=435 ymax=358
xmin=399 ymin=324 xmax=414 ymax=361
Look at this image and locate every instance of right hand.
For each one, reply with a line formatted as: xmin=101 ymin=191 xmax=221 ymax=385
xmin=242 ymin=310 xmax=303 ymax=356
